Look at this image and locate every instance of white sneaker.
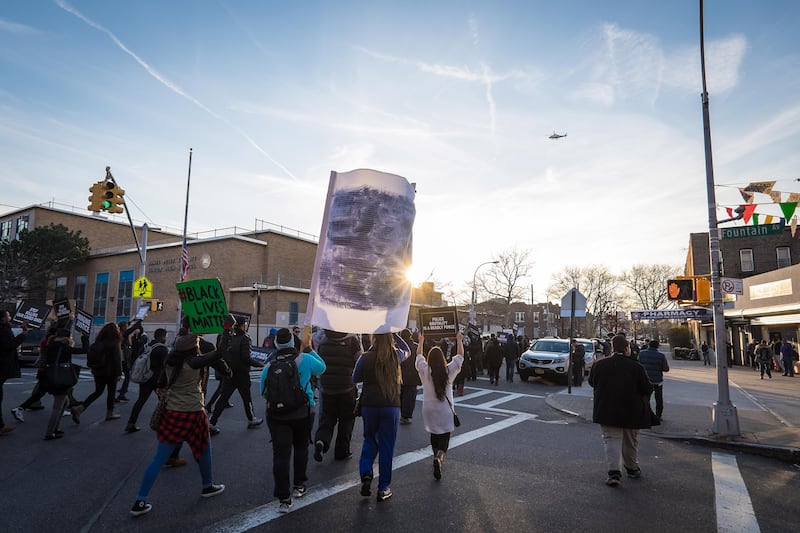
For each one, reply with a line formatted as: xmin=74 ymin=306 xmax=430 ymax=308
xmin=278 ymin=499 xmax=292 ymax=513
xmin=11 ymin=407 xmax=24 ymax=423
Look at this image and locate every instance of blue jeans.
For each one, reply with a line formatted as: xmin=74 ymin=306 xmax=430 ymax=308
xmin=136 ymin=441 xmax=213 ymax=500
xmin=359 ymin=406 xmax=399 ymax=491
xmin=505 ymin=358 xmax=516 ymax=381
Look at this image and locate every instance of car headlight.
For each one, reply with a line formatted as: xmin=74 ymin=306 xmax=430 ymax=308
xmin=554 ymin=357 xmax=567 ymax=363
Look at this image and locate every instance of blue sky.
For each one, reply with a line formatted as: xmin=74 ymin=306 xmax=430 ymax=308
xmin=2 ymin=1 xmax=799 ymax=302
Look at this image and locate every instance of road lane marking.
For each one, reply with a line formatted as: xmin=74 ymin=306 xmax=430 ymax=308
xmin=208 ymin=413 xmax=535 ymax=533
xmin=729 ymin=379 xmax=793 ymax=428
xmin=711 ymin=452 xmax=760 ymax=533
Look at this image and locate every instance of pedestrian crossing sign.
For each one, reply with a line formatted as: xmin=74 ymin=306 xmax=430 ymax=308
xmin=134 ymin=276 xmax=153 ymax=298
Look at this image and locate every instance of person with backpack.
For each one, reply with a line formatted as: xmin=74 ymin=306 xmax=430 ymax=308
xmin=260 ymin=327 xmax=326 ymax=514
xmin=129 ymin=328 xmax=232 ymax=517
xmin=72 ymin=322 xmax=124 ymax=423
xmin=125 ymin=328 xmax=169 ymax=434
xmin=208 ymin=316 xmax=263 ymax=434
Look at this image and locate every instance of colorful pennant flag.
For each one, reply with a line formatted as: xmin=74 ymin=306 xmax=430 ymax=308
xmin=787 ymin=193 xmax=800 ymax=203
xmin=779 ymin=201 xmax=798 ymax=221
xmin=744 ymin=181 xmax=776 ymax=194
xmin=739 ymin=188 xmax=754 ymax=204
xmin=741 ymin=204 xmax=758 ymax=223
xmin=769 ymin=190 xmax=783 ymax=203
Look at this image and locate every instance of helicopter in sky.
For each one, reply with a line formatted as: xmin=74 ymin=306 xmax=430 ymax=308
xmin=548 ymin=131 xmax=567 ymax=139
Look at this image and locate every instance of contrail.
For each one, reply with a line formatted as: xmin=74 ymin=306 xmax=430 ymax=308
xmin=54 ymin=0 xmax=297 ymax=181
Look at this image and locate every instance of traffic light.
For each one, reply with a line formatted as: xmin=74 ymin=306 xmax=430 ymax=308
xmin=100 ymin=179 xmax=125 ymax=214
xmin=667 ymin=279 xmax=694 ymax=301
xmin=695 ymin=277 xmax=711 ymax=303
xmin=88 ymin=181 xmax=105 ymax=211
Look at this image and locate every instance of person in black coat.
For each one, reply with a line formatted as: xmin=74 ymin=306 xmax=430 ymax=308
xmin=398 ymin=329 xmax=420 ymax=424
xmin=0 ymin=310 xmax=27 ymax=435
xmin=40 ymin=329 xmax=88 ymax=439
xmin=588 ymin=334 xmax=653 ymax=487
xmin=484 ymin=335 xmax=503 ymax=385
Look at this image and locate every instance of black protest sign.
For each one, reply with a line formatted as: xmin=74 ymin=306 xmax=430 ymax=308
xmin=176 ymin=278 xmax=229 ymax=334
xmin=12 ymin=301 xmax=52 ymax=329
xmin=53 ymin=299 xmax=72 ymax=320
xmin=74 ymin=308 xmax=93 ymax=336
xmin=229 ymin=311 xmax=252 ymax=326
xmin=418 ymin=306 xmax=460 ymax=340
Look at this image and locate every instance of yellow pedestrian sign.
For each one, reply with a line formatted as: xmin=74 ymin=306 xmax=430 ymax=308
xmin=134 ymin=276 xmax=153 ymax=298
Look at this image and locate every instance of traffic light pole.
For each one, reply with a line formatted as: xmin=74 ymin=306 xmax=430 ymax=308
xmin=699 ymin=0 xmax=739 ymax=436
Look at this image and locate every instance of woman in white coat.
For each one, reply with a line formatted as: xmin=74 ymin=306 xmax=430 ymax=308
xmin=415 ymin=330 xmax=464 ymax=480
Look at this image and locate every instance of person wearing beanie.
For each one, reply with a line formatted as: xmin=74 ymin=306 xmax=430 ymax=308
xmin=130 ymin=328 xmax=232 ymax=517
xmin=260 ymin=327 xmax=326 ymax=513
xmin=208 ymin=316 xmax=263 ymax=434
xmin=637 ymin=340 xmax=670 ymax=421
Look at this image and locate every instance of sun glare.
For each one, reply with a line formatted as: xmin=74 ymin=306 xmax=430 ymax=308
xmin=405 ymin=263 xmax=429 ymax=286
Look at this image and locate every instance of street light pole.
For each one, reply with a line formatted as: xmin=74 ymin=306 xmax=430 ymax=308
xmin=700 ymin=0 xmax=739 ymax=436
xmin=470 ymin=260 xmax=499 ymax=326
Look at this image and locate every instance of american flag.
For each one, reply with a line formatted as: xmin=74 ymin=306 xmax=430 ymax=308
xmin=180 ymin=243 xmax=189 ymax=281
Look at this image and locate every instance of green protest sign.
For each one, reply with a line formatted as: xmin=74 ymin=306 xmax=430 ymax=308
xmin=176 ymin=278 xmax=229 ymax=333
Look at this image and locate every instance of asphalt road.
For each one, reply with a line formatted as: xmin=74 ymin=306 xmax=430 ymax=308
xmin=1 ymin=361 xmax=797 ymax=533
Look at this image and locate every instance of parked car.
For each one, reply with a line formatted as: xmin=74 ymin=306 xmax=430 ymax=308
xmin=518 ymin=337 xmax=595 ymax=383
xmin=12 ymin=327 xmax=48 ymax=366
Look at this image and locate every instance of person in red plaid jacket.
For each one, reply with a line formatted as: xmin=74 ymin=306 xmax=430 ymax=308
xmin=130 ymin=326 xmax=233 ymax=517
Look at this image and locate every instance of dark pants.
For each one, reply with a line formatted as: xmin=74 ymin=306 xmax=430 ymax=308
xmin=571 ymin=361 xmax=584 ymax=386
xmin=0 ymin=378 xmax=6 ymax=428
xmin=21 ymin=381 xmax=78 ymax=410
xmin=650 ymin=384 xmax=664 ymax=418
xmin=210 ymin=372 xmax=254 ymax=424
xmin=505 ymin=358 xmax=516 ymax=381
xmin=205 ymin=378 xmax=225 ymax=409
xmin=430 ymin=432 xmax=451 ymax=454
xmin=399 ymin=385 xmax=417 ymax=420
xmin=118 ymin=362 xmax=131 ymax=396
xmin=487 ymin=360 xmax=502 ymax=383
xmin=759 ymin=361 xmax=772 ymax=378
xmin=128 ymin=381 xmax=155 ymax=425
xmin=267 ymin=415 xmax=311 ymax=499
xmin=314 ymin=390 xmax=356 ymax=459
xmin=467 ymin=356 xmax=477 ymax=380
xmin=82 ymin=375 xmax=117 ymax=411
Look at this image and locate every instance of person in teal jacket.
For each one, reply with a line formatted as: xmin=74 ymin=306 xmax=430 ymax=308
xmin=260 ymin=327 xmax=325 ymax=514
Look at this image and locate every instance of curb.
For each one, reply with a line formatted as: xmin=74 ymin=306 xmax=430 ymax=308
xmin=545 ymin=394 xmax=800 ymax=464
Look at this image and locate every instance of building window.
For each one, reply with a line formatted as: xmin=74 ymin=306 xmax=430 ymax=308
xmin=514 ymin=311 xmax=525 ymax=323
xmin=532 ymin=311 xmax=540 ymax=322
xmin=93 ymin=272 xmax=109 ymax=324
xmin=15 ymin=215 xmax=29 ymax=239
xmin=777 ymin=246 xmax=791 ymax=268
xmin=74 ymin=275 xmax=87 ymax=311
xmin=289 ymin=301 xmax=299 ymax=325
xmin=0 ymin=220 xmax=11 ymax=242
xmin=116 ymin=270 xmax=134 ymax=322
xmin=740 ymin=249 xmax=754 ymax=272
xmin=54 ymin=276 xmax=68 ymax=300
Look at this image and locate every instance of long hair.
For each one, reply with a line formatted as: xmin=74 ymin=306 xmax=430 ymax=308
xmin=427 ymin=346 xmax=448 ymax=401
xmin=372 ymin=333 xmax=401 ymax=401
xmin=96 ymin=322 xmax=122 ymax=343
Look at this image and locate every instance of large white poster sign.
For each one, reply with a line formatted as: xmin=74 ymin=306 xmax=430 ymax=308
xmin=309 ymin=169 xmax=415 ymax=334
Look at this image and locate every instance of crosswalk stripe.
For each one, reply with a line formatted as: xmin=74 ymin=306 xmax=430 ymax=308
xmin=712 ymin=452 xmax=760 ymax=533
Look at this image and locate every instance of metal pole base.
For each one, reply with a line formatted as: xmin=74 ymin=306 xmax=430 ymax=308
xmin=711 ymin=401 xmax=740 ymax=436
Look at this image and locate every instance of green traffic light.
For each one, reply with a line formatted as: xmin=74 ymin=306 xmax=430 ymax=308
xmin=102 ymin=200 xmax=113 ymax=209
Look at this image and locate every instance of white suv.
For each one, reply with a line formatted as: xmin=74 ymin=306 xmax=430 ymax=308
xmin=518 ymin=337 xmax=595 ymax=383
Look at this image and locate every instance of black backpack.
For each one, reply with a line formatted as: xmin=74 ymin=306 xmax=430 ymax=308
xmin=265 ymin=354 xmax=308 ymax=418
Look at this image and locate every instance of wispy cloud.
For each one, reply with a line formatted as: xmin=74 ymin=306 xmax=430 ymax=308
xmin=54 ymin=0 xmax=297 ymax=181
xmin=0 ymin=17 xmax=38 ymax=34
xmin=717 ymin=104 xmax=800 ymax=165
xmin=468 ymin=14 xmax=479 ymax=46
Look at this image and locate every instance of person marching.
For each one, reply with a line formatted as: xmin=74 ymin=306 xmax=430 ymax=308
xmin=129 ymin=328 xmax=232 ymax=517
xmin=1 ymin=310 xmax=27 ymax=435
xmin=72 ymin=322 xmax=124 ymax=422
xmin=353 ymin=332 xmax=410 ymax=502
xmin=261 ymin=328 xmax=326 ymax=513
xmin=125 ymin=328 xmax=169 ymax=434
xmin=39 ymin=329 xmax=89 ymax=440
xmin=398 ymin=329 xmax=420 ymax=425
xmin=415 ymin=331 xmax=464 ymax=480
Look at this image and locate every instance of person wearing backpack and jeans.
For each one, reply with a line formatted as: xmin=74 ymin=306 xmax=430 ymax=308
xmin=209 ymin=317 xmax=263 ymax=434
xmin=125 ymin=328 xmax=169 ymax=434
xmin=260 ymin=327 xmax=326 ymax=514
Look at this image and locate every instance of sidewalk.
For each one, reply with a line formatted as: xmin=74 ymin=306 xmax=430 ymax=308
xmin=545 ymin=357 xmax=800 ymax=463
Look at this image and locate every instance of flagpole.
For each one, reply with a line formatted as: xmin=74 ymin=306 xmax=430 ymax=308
xmin=176 ymin=148 xmax=193 ymax=336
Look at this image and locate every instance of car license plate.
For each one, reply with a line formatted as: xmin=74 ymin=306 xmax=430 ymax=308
xmin=534 ymin=368 xmax=545 ymax=375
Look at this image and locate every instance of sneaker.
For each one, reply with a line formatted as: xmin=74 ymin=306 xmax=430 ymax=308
xmin=314 ymin=440 xmax=324 ymax=462
xmin=201 ymin=484 xmax=225 ymax=498
xmin=130 ymin=500 xmax=152 ymax=517
xmin=292 ymin=485 xmax=307 ymax=499
xmin=247 ymin=417 xmax=264 ymax=429
xmin=360 ymin=475 xmax=372 ymax=497
xmin=626 ymin=468 xmax=642 ymax=479
xmin=278 ymin=499 xmax=292 ymax=513
xmin=400 ymin=417 xmax=411 ymax=425
xmin=11 ymin=407 xmax=24 ymax=423
xmin=165 ymin=457 xmax=188 ymax=468
xmin=606 ymin=471 xmax=621 ymax=487
xmin=71 ymin=404 xmax=84 ymax=424
xmin=376 ymin=488 xmax=393 ymax=502
xmin=116 ymin=396 xmax=130 ymax=403
xmin=125 ymin=424 xmax=141 ymax=434
xmin=209 ymin=425 xmax=220 ymax=436
xmin=44 ymin=432 xmax=64 ymax=440
xmin=433 ymin=457 xmax=442 ymax=480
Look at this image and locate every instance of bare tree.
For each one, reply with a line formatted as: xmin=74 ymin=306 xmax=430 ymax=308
xmin=550 ymin=265 xmax=619 ymax=335
xmin=620 ymin=264 xmax=682 ymax=310
xmin=476 ymin=247 xmax=533 ymax=324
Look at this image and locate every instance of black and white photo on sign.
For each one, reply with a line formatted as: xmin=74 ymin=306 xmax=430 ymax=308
xmin=310 ymin=169 xmax=416 ymax=334
xmin=12 ymin=301 xmax=53 ymax=329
